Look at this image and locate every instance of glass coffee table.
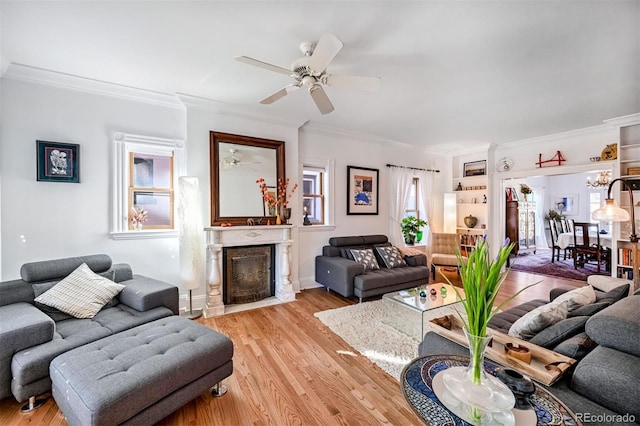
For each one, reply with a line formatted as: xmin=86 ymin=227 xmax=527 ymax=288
xmin=381 ymin=283 xmax=464 ymax=341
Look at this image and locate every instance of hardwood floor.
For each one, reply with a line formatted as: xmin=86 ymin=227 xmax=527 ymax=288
xmin=0 ymin=270 xmax=581 ymax=426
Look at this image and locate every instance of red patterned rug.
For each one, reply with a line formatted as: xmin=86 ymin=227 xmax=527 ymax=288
xmin=510 ymin=249 xmax=610 ymax=282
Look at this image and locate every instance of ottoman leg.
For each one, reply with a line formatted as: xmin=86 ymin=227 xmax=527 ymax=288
xmin=211 ymin=382 xmax=228 ymax=397
xmin=21 ymin=395 xmax=47 ymax=412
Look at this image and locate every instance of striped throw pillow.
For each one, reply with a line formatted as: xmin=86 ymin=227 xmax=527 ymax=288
xmin=34 ymin=263 xmax=125 ymax=319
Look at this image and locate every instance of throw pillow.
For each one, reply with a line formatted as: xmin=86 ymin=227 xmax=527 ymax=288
xmin=595 ymin=284 xmax=630 ymax=304
xmin=34 ymin=263 xmax=125 ymax=319
xmin=32 ymin=281 xmax=74 ymax=322
xmin=350 ymin=248 xmax=380 ymax=270
xmin=552 ymin=285 xmax=596 ymax=312
xmin=375 ymin=246 xmax=407 ymax=269
xmin=508 ymin=301 xmax=569 ymax=340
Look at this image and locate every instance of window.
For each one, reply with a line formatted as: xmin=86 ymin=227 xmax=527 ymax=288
xmin=112 ymin=132 xmax=184 ymax=239
xmin=404 ymin=177 xmax=421 ymax=220
xmin=589 ymin=190 xmax=608 ymax=231
xmin=129 ymin=152 xmax=174 ymax=230
xmin=303 ymin=166 xmax=325 ymax=225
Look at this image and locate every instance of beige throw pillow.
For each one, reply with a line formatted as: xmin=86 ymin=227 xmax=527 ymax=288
xmin=553 ymin=285 xmax=596 ymax=312
xmin=34 ymin=263 xmax=125 ymax=319
xmin=508 ymin=301 xmax=569 ymax=340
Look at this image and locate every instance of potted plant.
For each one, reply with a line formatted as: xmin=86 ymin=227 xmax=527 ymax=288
xmin=400 ymin=216 xmax=427 ymax=245
xmin=440 ymin=239 xmax=539 ymax=423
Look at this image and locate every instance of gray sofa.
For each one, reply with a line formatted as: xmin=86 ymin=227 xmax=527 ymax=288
xmin=418 ymin=284 xmax=640 ymax=425
xmin=0 ymin=254 xmax=179 ymax=408
xmin=315 ymin=235 xmax=430 ymax=302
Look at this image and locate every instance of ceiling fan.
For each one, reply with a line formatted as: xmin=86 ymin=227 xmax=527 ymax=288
xmin=235 ymin=33 xmax=382 ymax=115
xmin=221 ymin=148 xmax=259 ymax=170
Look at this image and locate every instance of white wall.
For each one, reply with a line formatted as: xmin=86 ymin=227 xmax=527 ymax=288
xmin=297 ymin=128 xmax=448 ymax=288
xmin=0 ymin=79 xmax=186 ymax=288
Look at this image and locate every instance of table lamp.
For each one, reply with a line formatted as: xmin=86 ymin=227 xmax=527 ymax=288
xmin=591 ymin=178 xmax=638 ymax=291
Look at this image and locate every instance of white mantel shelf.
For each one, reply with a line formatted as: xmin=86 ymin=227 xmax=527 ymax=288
xmin=203 ymin=225 xmax=295 ymax=317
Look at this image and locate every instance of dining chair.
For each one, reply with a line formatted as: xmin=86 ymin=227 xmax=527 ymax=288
xmin=548 ymin=219 xmax=572 ymax=262
xmin=571 ymin=220 xmax=610 ymax=273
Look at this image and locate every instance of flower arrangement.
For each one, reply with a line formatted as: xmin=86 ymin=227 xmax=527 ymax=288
xmin=519 ymin=183 xmax=532 ymax=195
xmin=256 ymin=177 xmax=298 ymax=210
xmin=130 ymin=206 xmax=148 ymax=225
xmin=546 ymin=209 xmax=564 ymax=220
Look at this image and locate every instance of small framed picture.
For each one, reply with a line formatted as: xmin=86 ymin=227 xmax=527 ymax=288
xmin=463 ymin=160 xmax=486 ymax=177
xmin=36 ymin=140 xmax=80 ymax=183
xmin=347 ymin=165 xmax=379 ymax=215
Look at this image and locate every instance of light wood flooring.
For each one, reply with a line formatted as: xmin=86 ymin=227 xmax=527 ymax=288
xmin=0 ymin=270 xmax=581 ymax=426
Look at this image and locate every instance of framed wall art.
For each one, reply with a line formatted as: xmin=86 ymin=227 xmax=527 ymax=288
xmin=36 ymin=140 xmax=80 ymax=183
xmin=347 ymin=165 xmax=379 ymax=215
xmin=463 ymin=160 xmax=486 ymax=177
xmin=552 ymin=194 xmax=578 ymax=215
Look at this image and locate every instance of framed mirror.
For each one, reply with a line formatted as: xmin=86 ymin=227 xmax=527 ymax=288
xmin=210 ymin=131 xmax=285 ymax=225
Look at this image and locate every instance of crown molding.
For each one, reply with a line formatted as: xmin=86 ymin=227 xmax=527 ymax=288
xmin=498 ymin=123 xmax=614 ymax=149
xmin=176 ymin=93 xmax=308 ymax=129
xmin=603 ymin=113 xmax=640 ymax=128
xmin=2 ymin=63 xmax=183 ymax=109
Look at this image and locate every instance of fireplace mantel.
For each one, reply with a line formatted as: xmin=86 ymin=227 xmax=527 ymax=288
xmin=203 ymin=225 xmax=295 ymax=316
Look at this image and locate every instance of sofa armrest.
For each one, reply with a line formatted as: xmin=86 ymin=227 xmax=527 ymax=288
xmin=0 ymin=303 xmax=54 ymax=358
xmin=405 ymin=254 xmax=427 ymax=267
xmin=549 ymin=285 xmax=579 ymax=301
xmin=118 ymin=275 xmax=179 ymax=315
xmin=315 ymin=255 xmax=364 ymax=298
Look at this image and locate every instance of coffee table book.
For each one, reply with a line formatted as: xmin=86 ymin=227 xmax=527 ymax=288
xmin=429 ymin=315 xmax=575 ymax=386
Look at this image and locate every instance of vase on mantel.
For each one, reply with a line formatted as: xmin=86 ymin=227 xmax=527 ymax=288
xmin=440 ymin=329 xmax=515 ymax=424
xmin=276 ymin=206 xmax=282 ymax=225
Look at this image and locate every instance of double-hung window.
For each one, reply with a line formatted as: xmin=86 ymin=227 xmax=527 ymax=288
xmin=112 ymin=132 xmax=184 ymax=239
xmin=404 ymin=177 xmax=422 ymax=220
xmin=303 ymin=166 xmax=325 ymax=225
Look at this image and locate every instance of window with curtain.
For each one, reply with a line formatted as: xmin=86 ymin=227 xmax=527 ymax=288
xmin=404 ymin=177 xmax=422 ymax=220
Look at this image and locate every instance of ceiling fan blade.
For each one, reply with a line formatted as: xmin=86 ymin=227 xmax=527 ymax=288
xmin=235 ymin=55 xmax=292 ymax=76
xmin=322 ymin=74 xmax=382 ymax=92
xmin=308 ymin=33 xmax=343 ymax=73
xmin=309 ymin=85 xmax=334 ymax=115
xmin=260 ymin=83 xmax=300 ymax=104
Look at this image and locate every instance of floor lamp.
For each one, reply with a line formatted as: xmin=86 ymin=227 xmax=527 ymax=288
xmin=591 ymin=178 xmax=638 ymax=292
xmin=178 ymin=176 xmax=203 ymax=319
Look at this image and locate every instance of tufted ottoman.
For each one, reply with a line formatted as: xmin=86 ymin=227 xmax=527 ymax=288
xmin=50 ymin=316 xmax=233 ymax=426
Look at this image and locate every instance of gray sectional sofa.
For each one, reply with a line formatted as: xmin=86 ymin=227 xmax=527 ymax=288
xmin=0 ymin=254 xmax=179 ymax=408
xmin=315 ymin=235 xmax=430 ymax=301
xmin=419 ymin=282 xmax=640 ymax=424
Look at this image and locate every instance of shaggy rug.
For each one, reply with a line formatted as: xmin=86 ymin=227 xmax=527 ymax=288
xmin=314 ymin=300 xmax=458 ymax=381
xmin=510 ymin=249 xmax=610 ymax=282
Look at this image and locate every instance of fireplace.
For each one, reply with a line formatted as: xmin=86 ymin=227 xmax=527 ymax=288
xmin=223 ymin=245 xmax=275 ymax=305
xmin=203 ymin=225 xmax=295 ymax=317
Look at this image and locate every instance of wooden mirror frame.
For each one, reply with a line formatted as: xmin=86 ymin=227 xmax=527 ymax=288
xmin=210 ymin=131 xmax=285 ymax=226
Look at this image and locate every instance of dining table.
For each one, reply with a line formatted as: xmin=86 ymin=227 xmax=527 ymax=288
xmin=557 ymin=232 xmax=612 ymax=249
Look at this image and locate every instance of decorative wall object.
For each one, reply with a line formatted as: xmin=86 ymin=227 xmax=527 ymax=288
xmin=347 ymin=165 xmax=379 ymax=215
xmin=536 ymin=151 xmax=566 ymax=168
xmin=36 ymin=140 xmax=80 ymax=183
xmin=463 ymin=160 xmax=486 ymax=177
xmin=552 ymin=194 xmax=578 ymax=215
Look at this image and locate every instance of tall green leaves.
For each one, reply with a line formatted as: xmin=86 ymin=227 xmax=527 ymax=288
xmin=444 ymin=238 xmax=539 ymax=337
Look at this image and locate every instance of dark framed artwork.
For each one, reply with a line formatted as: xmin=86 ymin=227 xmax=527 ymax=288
xmin=347 ymin=165 xmax=379 ymax=215
xmin=463 ymin=160 xmax=487 ymax=177
xmin=36 ymin=140 xmax=80 ymax=183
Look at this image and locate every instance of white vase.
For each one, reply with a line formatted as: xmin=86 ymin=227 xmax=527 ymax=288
xmin=133 ymin=221 xmax=142 ymax=231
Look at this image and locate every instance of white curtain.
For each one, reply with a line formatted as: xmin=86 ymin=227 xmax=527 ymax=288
xmin=416 ymin=170 xmax=435 ymax=246
xmin=388 ymin=167 xmax=414 ymax=246
xmin=533 ymin=186 xmax=549 ymax=249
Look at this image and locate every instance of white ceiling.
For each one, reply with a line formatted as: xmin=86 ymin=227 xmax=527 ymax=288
xmin=2 ymin=1 xmax=639 ymax=152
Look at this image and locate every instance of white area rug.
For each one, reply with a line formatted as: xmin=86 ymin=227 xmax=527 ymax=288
xmin=314 ymin=300 xmax=459 ymax=381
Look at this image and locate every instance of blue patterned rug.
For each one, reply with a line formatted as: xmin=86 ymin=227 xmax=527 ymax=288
xmin=401 ymin=354 xmax=580 ymax=426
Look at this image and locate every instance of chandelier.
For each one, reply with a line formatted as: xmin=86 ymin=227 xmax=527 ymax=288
xmin=586 ymin=171 xmax=612 ymax=188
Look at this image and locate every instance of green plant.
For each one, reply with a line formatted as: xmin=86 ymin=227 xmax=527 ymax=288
xmin=442 ymin=239 xmax=539 ymax=383
xmin=400 ymin=216 xmax=427 ymax=240
xmin=546 ymin=209 xmax=564 ymax=220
